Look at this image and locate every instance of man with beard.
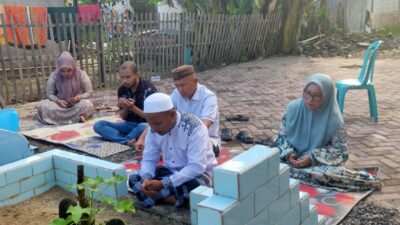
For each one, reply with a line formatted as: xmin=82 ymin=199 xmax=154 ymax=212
xmin=94 ymin=61 xmax=157 ymax=146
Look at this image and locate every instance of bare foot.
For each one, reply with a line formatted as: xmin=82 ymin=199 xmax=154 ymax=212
xmin=79 ymin=114 xmax=87 ymax=123
xmin=127 ymin=139 xmax=136 ymax=147
xmin=164 ymin=195 xmax=176 ymax=205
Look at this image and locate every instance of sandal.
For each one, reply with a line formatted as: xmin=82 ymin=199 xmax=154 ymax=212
xmin=225 ymin=114 xmax=250 ymax=122
xmin=236 ymin=130 xmax=254 ymax=144
xmin=221 ymin=128 xmax=233 ymax=141
xmin=254 ymin=137 xmax=275 ymax=147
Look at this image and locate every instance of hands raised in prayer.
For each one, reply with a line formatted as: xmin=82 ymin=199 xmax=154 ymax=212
xmin=288 ymin=153 xmax=311 ymax=168
xmin=56 ymin=96 xmax=82 ymax=108
xmin=141 ymin=179 xmax=163 ymax=197
xmin=118 ymin=98 xmax=135 ymax=110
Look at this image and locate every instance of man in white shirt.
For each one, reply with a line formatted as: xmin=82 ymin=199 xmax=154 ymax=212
xmin=170 ymin=65 xmax=221 ymax=156
xmin=128 ymin=93 xmax=217 ymax=208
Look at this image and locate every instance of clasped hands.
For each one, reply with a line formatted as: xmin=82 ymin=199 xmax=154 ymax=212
xmin=141 ymin=179 xmax=163 ymax=197
xmin=56 ymin=96 xmax=82 ymax=108
xmin=288 ymin=153 xmax=311 ymax=168
xmin=118 ymin=98 xmax=135 ymax=110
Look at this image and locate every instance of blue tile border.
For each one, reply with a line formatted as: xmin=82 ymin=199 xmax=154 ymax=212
xmin=0 ymin=149 xmax=128 ymax=207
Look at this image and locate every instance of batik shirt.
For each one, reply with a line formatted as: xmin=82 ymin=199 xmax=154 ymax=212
xmin=171 ymin=84 xmax=220 ymax=147
xmin=117 ymin=78 xmax=157 ymax=123
xmin=275 ymin=110 xmax=349 ymax=166
xmin=140 ymin=111 xmax=217 ymax=188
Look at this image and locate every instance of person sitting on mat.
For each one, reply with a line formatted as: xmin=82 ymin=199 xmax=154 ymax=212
xmin=274 ymin=73 xmax=380 ymax=191
xmin=129 ymin=93 xmax=217 ymax=208
xmin=134 ymin=65 xmax=221 ymax=156
xmin=93 ymin=61 xmax=157 ymax=146
xmin=38 ymin=51 xmax=94 ymax=124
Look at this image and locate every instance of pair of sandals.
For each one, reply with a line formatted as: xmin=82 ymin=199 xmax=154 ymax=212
xmin=221 ymin=128 xmax=274 ymax=146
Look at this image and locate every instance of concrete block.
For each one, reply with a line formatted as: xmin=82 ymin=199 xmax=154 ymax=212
xmin=6 ymin=190 xmax=34 ymax=205
xmin=279 ymin=163 xmax=290 ymax=196
xmin=299 ymin=191 xmax=310 ymax=222
xmin=289 ymin=178 xmax=300 ymax=208
xmin=254 ymin=175 xmax=279 ymax=215
xmin=55 ymin=169 xmax=76 ymax=185
xmin=191 ymin=208 xmax=198 ymax=225
xmin=245 ymin=203 xmax=269 ymax=225
xmin=190 ymin=186 xmax=213 ymax=225
xmin=0 ymin=173 xmax=5 ymax=187
xmin=56 ymin=181 xmax=77 ymax=194
xmin=114 ymin=168 xmax=128 ymax=198
xmin=20 ymin=173 xmax=46 ymax=193
xmin=0 ymin=182 xmax=20 ymax=201
xmin=302 ymin=205 xmax=318 ymax=225
xmin=99 ymin=183 xmax=117 ymax=199
xmin=269 ymin=191 xmax=290 ymax=225
xmin=198 ymin=193 xmax=254 ymax=225
xmin=45 ymin=170 xmax=55 ymax=183
xmin=190 ymin=186 xmax=213 ymax=210
xmin=97 ymin=168 xmax=114 ymax=179
xmin=53 ymin=156 xmax=78 ymax=173
xmin=214 ymin=145 xmax=279 ymax=200
xmin=35 ymin=182 xmax=56 ymax=196
xmin=5 ymin=165 xmax=32 ymax=184
xmin=280 ymin=205 xmax=300 ymax=225
xmin=32 ymin=158 xmax=53 ymax=175
xmin=268 ymin=148 xmax=280 ymax=180
xmin=83 ymin=165 xmax=98 ymax=178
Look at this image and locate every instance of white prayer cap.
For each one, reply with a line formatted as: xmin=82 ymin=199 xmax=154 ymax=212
xmin=144 ymin=93 xmax=173 ymax=113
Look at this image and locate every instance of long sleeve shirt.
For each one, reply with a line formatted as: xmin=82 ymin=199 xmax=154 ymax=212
xmin=171 ymin=83 xmax=220 ymax=146
xmin=275 ymin=110 xmax=349 ymax=166
xmin=46 ymin=71 xmax=93 ymax=102
xmin=140 ymin=111 xmax=217 ymax=188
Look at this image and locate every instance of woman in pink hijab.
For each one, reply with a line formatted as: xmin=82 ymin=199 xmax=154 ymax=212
xmin=38 ymin=51 xmax=94 ymax=124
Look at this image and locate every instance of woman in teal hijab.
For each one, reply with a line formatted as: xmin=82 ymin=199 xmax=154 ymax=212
xmin=275 ymin=73 xmax=380 ymax=191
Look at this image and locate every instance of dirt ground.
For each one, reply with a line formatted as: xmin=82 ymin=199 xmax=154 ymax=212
xmin=0 ymin=187 xmax=168 ymax=225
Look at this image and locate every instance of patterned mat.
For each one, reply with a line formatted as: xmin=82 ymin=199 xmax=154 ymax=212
xmin=21 ymin=115 xmax=132 ymax=158
xmin=301 ymin=166 xmax=378 ymax=225
xmin=123 ymin=153 xmax=377 ymax=225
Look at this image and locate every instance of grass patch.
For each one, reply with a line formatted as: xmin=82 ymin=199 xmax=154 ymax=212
xmin=376 ymin=25 xmax=400 ymax=37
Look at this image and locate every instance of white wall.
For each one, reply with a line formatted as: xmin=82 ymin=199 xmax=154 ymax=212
xmin=157 ymin=0 xmax=185 ymax=33
xmin=371 ymin=0 xmax=400 ymax=29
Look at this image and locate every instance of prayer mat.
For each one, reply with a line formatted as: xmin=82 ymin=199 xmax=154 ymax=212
xmin=21 ymin=115 xmax=132 ymax=158
xmin=300 ymin=166 xmax=379 ymax=225
xmin=123 ymin=148 xmax=243 ymax=173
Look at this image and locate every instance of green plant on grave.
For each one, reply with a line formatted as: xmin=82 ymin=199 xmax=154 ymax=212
xmin=49 ymin=175 xmax=135 ymax=225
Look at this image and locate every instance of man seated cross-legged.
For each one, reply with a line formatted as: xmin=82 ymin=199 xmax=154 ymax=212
xmin=128 ymin=93 xmax=217 ymax=208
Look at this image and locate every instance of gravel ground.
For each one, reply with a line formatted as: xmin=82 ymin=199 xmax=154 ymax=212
xmin=341 ymin=201 xmax=400 ymax=225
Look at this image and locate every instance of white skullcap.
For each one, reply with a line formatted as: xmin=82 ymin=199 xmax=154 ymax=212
xmin=144 ymin=93 xmax=173 ymax=113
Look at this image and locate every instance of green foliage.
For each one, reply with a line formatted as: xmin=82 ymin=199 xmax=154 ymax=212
xmin=240 ymin=54 xmax=249 ymax=63
xmin=376 ymin=25 xmax=400 ymax=37
xmin=49 ymin=175 xmax=135 ymax=225
xmin=300 ymin=0 xmax=333 ymax=40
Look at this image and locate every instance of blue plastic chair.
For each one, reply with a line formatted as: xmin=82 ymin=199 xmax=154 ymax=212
xmin=0 ymin=108 xmax=20 ymax=132
xmin=336 ymin=40 xmax=382 ymax=123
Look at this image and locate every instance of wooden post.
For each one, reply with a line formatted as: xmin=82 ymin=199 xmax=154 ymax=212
xmin=77 ymin=165 xmax=89 ymax=208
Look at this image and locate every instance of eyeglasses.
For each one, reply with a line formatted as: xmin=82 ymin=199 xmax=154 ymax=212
xmin=303 ymin=91 xmax=322 ymax=101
